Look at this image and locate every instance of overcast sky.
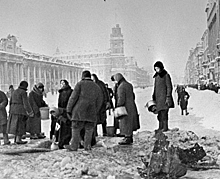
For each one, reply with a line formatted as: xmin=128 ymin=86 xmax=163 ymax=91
xmin=0 ymin=0 xmax=207 ymax=77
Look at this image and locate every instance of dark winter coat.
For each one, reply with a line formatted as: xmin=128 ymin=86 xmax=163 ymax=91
xmin=0 ymin=91 xmax=8 ymax=126
xmin=114 ymin=73 xmax=140 ymax=136
xmin=57 ymin=85 xmax=73 ymax=149
xmin=8 ymin=86 xmax=33 ymax=135
xmin=58 ymin=85 xmax=73 ymax=109
xmin=178 ymin=91 xmax=190 ymax=110
xmin=9 ymin=87 xmax=33 ymax=116
xmin=66 ymin=78 xmax=103 ymax=123
xmin=95 ymin=80 xmax=108 ymax=124
xmin=27 ymin=85 xmax=47 ymax=134
xmin=153 ymin=70 xmax=174 ymax=112
xmin=29 ymin=86 xmax=47 ymax=117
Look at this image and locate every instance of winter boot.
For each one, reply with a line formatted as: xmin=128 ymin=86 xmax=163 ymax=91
xmin=155 ymin=121 xmax=163 ymax=133
xmin=181 ymin=110 xmax=184 ymax=115
xmin=162 ymin=120 xmax=169 ymax=132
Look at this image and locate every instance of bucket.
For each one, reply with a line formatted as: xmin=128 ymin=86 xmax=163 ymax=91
xmin=39 ymin=107 xmax=50 ymax=120
xmin=106 ymin=126 xmax=115 ymax=137
xmin=145 ymin=100 xmax=157 ymax=114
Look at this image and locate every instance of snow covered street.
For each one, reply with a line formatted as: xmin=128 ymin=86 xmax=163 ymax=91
xmin=40 ymin=86 xmax=220 ymax=140
xmin=135 ymin=87 xmax=220 ymax=138
xmin=1 ymin=87 xmax=220 ymax=178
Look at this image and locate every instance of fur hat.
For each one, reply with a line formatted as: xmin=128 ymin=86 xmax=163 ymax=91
xmin=82 ymin=70 xmax=91 ymax=79
xmin=19 ymin=81 xmax=28 ymax=90
xmin=154 ymin=61 xmax=164 ymax=70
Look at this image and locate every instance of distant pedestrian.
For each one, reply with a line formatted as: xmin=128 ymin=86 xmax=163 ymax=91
xmin=65 ymin=70 xmax=102 ymax=151
xmin=114 ymin=73 xmax=140 ymax=145
xmin=0 ymin=90 xmax=10 ymax=145
xmin=27 ymin=82 xmax=47 ymax=139
xmin=7 ymin=81 xmax=34 ymax=144
xmin=177 ymin=87 xmax=190 ymax=115
xmin=6 ymin=85 xmax=14 ymax=99
xmin=152 ymin=61 xmax=174 ymax=132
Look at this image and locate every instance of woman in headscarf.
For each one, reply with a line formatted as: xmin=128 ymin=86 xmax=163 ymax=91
xmin=7 ymin=81 xmax=34 ymax=144
xmin=27 ymin=82 xmax=48 ymax=139
xmin=152 ymin=61 xmax=174 ymax=132
xmin=114 ymin=73 xmax=140 ymax=145
xmin=57 ymin=79 xmax=73 ymax=149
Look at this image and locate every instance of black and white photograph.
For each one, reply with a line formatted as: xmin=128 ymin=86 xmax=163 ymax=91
xmin=0 ymin=0 xmax=220 ymax=178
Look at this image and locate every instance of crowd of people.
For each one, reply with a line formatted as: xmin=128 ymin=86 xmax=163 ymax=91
xmin=0 ymin=61 xmax=189 ymax=151
xmin=0 ymin=70 xmax=141 ymax=150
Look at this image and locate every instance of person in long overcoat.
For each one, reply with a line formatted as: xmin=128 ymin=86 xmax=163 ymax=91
xmin=152 ymin=61 xmax=174 ymax=132
xmin=7 ymin=81 xmax=34 ymax=144
xmin=27 ymin=82 xmax=47 ymax=139
xmin=0 ymin=90 xmax=10 ymax=145
xmin=177 ymin=87 xmax=190 ymax=115
xmin=65 ymin=70 xmax=102 ymax=151
xmin=114 ymin=73 xmax=140 ymax=145
xmin=91 ymin=74 xmax=108 ymax=136
xmin=57 ymin=79 xmax=73 ymax=149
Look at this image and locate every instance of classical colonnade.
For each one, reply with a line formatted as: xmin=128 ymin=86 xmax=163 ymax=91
xmin=0 ymin=51 xmax=83 ymax=92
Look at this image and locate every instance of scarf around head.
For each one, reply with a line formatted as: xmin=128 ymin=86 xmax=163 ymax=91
xmin=32 ymin=85 xmax=43 ymax=96
xmin=58 ymin=85 xmax=71 ymax=93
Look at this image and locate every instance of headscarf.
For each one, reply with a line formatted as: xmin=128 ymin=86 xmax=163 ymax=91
xmin=114 ymin=73 xmax=125 ymax=83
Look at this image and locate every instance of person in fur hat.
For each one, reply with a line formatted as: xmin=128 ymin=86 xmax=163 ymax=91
xmin=152 ymin=61 xmax=174 ymax=132
xmin=27 ymin=82 xmax=48 ymax=139
xmin=7 ymin=81 xmax=34 ymax=144
xmin=65 ymin=70 xmax=103 ymax=151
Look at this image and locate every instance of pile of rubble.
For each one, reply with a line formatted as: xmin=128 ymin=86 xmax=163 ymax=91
xmin=0 ymin=128 xmax=220 ymax=178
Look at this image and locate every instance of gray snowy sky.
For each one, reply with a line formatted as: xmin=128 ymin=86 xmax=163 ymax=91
xmin=0 ymin=0 xmax=207 ymax=77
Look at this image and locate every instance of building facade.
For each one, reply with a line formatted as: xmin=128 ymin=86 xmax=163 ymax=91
xmin=184 ymin=0 xmax=220 ymax=86
xmin=54 ymin=24 xmax=150 ymax=88
xmin=0 ymin=35 xmax=83 ymax=92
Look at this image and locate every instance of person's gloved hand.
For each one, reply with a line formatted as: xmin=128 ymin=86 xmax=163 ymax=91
xmin=165 ymin=96 xmax=172 ymax=107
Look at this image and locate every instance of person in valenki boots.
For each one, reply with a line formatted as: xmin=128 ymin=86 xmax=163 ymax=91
xmin=152 ymin=61 xmax=174 ymax=132
xmin=114 ymin=73 xmax=140 ymax=145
